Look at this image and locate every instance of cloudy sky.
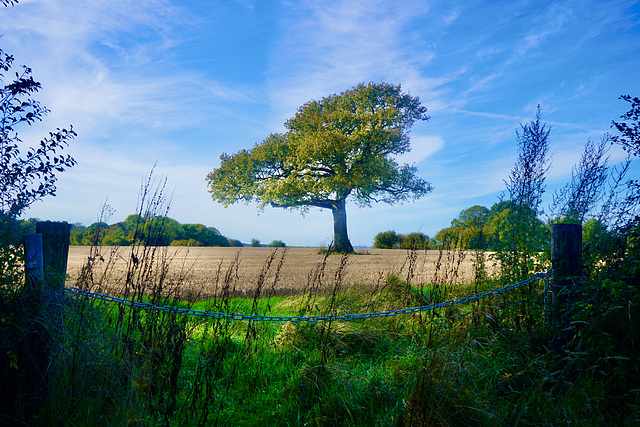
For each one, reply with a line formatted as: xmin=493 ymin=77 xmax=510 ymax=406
xmin=2 ymin=0 xmax=639 ymax=247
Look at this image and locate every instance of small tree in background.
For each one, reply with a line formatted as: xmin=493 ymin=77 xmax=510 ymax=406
xmin=399 ymin=232 xmax=431 ymax=250
xmin=267 ymin=240 xmax=286 ymax=247
xmin=450 ymin=205 xmax=490 ymax=250
xmin=373 ymin=230 xmax=402 ymax=249
xmin=250 ymin=238 xmax=261 ymax=247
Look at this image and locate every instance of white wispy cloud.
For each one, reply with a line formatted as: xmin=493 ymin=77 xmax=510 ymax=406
xmin=1 ymin=0 xmax=250 ymax=140
xmin=267 ymin=0 xmax=447 ymax=121
xmin=397 ymin=135 xmax=445 ymax=165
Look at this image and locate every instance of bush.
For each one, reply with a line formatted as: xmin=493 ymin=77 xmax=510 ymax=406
xmin=170 ymin=238 xmax=202 ymax=247
xmin=399 ymin=232 xmax=431 ymax=250
xmin=228 ymin=238 xmax=243 ymax=247
xmin=373 ymin=230 xmax=401 ymax=249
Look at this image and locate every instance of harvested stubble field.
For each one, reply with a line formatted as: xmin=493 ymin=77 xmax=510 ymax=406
xmin=66 ymin=246 xmax=480 ymax=299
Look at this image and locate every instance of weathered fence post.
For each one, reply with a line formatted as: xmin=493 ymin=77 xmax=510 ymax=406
xmin=18 ymin=224 xmax=70 ymax=424
xmin=35 ymin=221 xmax=72 ymax=289
xmin=551 ymin=223 xmax=582 ymax=348
xmin=24 ymin=233 xmax=45 ymax=289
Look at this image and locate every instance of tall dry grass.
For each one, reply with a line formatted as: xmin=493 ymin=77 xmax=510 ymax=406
xmin=65 ymin=246 xmax=484 ymax=299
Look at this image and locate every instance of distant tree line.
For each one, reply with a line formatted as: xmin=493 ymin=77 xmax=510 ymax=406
xmin=18 ymin=215 xmax=241 ymax=247
xmin=374 ymin=200 xmax=613 ymax=254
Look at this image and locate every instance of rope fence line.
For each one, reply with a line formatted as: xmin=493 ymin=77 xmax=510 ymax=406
xmin=64 ymin=270 xmax=553 ymax=323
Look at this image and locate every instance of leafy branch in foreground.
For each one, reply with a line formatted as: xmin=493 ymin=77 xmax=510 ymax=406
xmin=1 ymin=49 xmax=76 ymax=217
xmin=611 ymin=95 xmax=640 ymax=156
xmin=0 ymin=46 xmax=76 ymax=425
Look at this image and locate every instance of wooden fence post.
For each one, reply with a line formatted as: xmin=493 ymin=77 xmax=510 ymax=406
xmin=24 ymin=233 xmax=45 ymax=289
xmin=35 ymin=221 xmax=72 ymax=289
xmin=551 ymin=223 xmax=582 ymax=347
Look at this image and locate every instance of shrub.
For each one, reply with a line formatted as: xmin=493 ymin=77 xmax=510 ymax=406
xmin=228 ymin=238 xmax=243 ymax=247
xmin=399 ymin=232 xmax=431 ymax=250
xmin=373 ymin=230 xmax=401 ymax=249
xmin=170 ymin=238 xmax=202 ymax=247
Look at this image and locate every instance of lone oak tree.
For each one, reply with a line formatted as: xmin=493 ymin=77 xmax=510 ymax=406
xmin=206 ymin=82 xmax=433 ymax=253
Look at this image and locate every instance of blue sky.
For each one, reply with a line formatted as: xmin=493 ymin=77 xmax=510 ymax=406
xmin=2 ymin=0 xmax=639 ymax=247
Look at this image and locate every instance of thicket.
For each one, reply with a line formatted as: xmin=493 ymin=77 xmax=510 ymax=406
xmin=373 ymin=230 xmax=433 ymax=250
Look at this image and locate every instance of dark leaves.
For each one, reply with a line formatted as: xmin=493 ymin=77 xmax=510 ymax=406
xmin=0 ymin=48 xmax=77 ymax=217
xmin=611 ymin=95 xmax=640 ymax=156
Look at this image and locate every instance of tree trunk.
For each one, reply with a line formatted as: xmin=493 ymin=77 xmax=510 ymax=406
xmin=331 ymin=199 xmax=354 ymax=253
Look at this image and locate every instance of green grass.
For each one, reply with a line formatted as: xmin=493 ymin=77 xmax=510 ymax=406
xmin=4 ymin=267 xmax=639 ymax=426
xmin=36 ymin=279 xmax=537 ymax=424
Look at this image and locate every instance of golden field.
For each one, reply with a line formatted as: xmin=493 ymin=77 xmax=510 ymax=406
xmin=66 ymin=246 xmax=481 ymax=299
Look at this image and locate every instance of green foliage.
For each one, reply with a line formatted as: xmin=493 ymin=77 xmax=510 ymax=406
xmin=0 ymin=49 xmax=77 ymax=217
xmin=581 ymin=218 xmax=618 ymax=276
xmin=0 ymin=214 xmax=24 ymax=293
xmin=80 ymin=221 xmax=109 ymax=246
xmin=433 ymin=227 xmax=452 ymax=248
xmin=207 ymin=82 xmax=433 ymax=253
xmin=445 ymin=205 xmax=491 ymax=249
xmin=495 ymin=108 xmax=551 ymax=281
xmin=399 ymin=232 xmax=431 ymax=250
xmin=228 ymin=238 xmax=243 ymax=247
xmin=0 ymin=47 xmax=76 ymax=424
xmin=611 ymin=95 xmax=640 ymax=156
xmin=267 ymin=240 xmax=286 ymax=247
xmin=133 ymin=216 xmax=182 ymax=246
xmin=180 ymin=223 xmax=229 ymax=247
xmin=250 ymin=238 xmax=261 ymax=247
xmin=101 ymin=225 xmax=130 ymax=246
xmin=373 ymin=230 xmax=433 ymax=250
xmin=170 ymin=238 xmax=200 ymax=246
xmin=23 ymin=246 xmax=639 ymax=425
xmin=68 ymin=223 xmax=86 ymax=245
xmin=373 ymin=230 xmax=401 ymax=249
xmin=559 ymin=218 xmax=640 ymax=416
xmin=60 ymin=215 xmax=232 ymax=247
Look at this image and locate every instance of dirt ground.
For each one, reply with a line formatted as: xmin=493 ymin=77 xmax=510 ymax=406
xmin=66 ymin=246 xmax=481 ymax=298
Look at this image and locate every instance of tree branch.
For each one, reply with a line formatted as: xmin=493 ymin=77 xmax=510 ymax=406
xmin=270 ymin=198 xmax=335 ymax=210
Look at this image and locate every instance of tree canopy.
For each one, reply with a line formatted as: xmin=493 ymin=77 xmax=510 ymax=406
xmin=206 ymin=82 xmax=433 ymax=253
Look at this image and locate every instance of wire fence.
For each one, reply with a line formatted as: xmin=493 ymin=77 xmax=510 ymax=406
xmin=64 ymin=270 xmax=553 ymax=323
